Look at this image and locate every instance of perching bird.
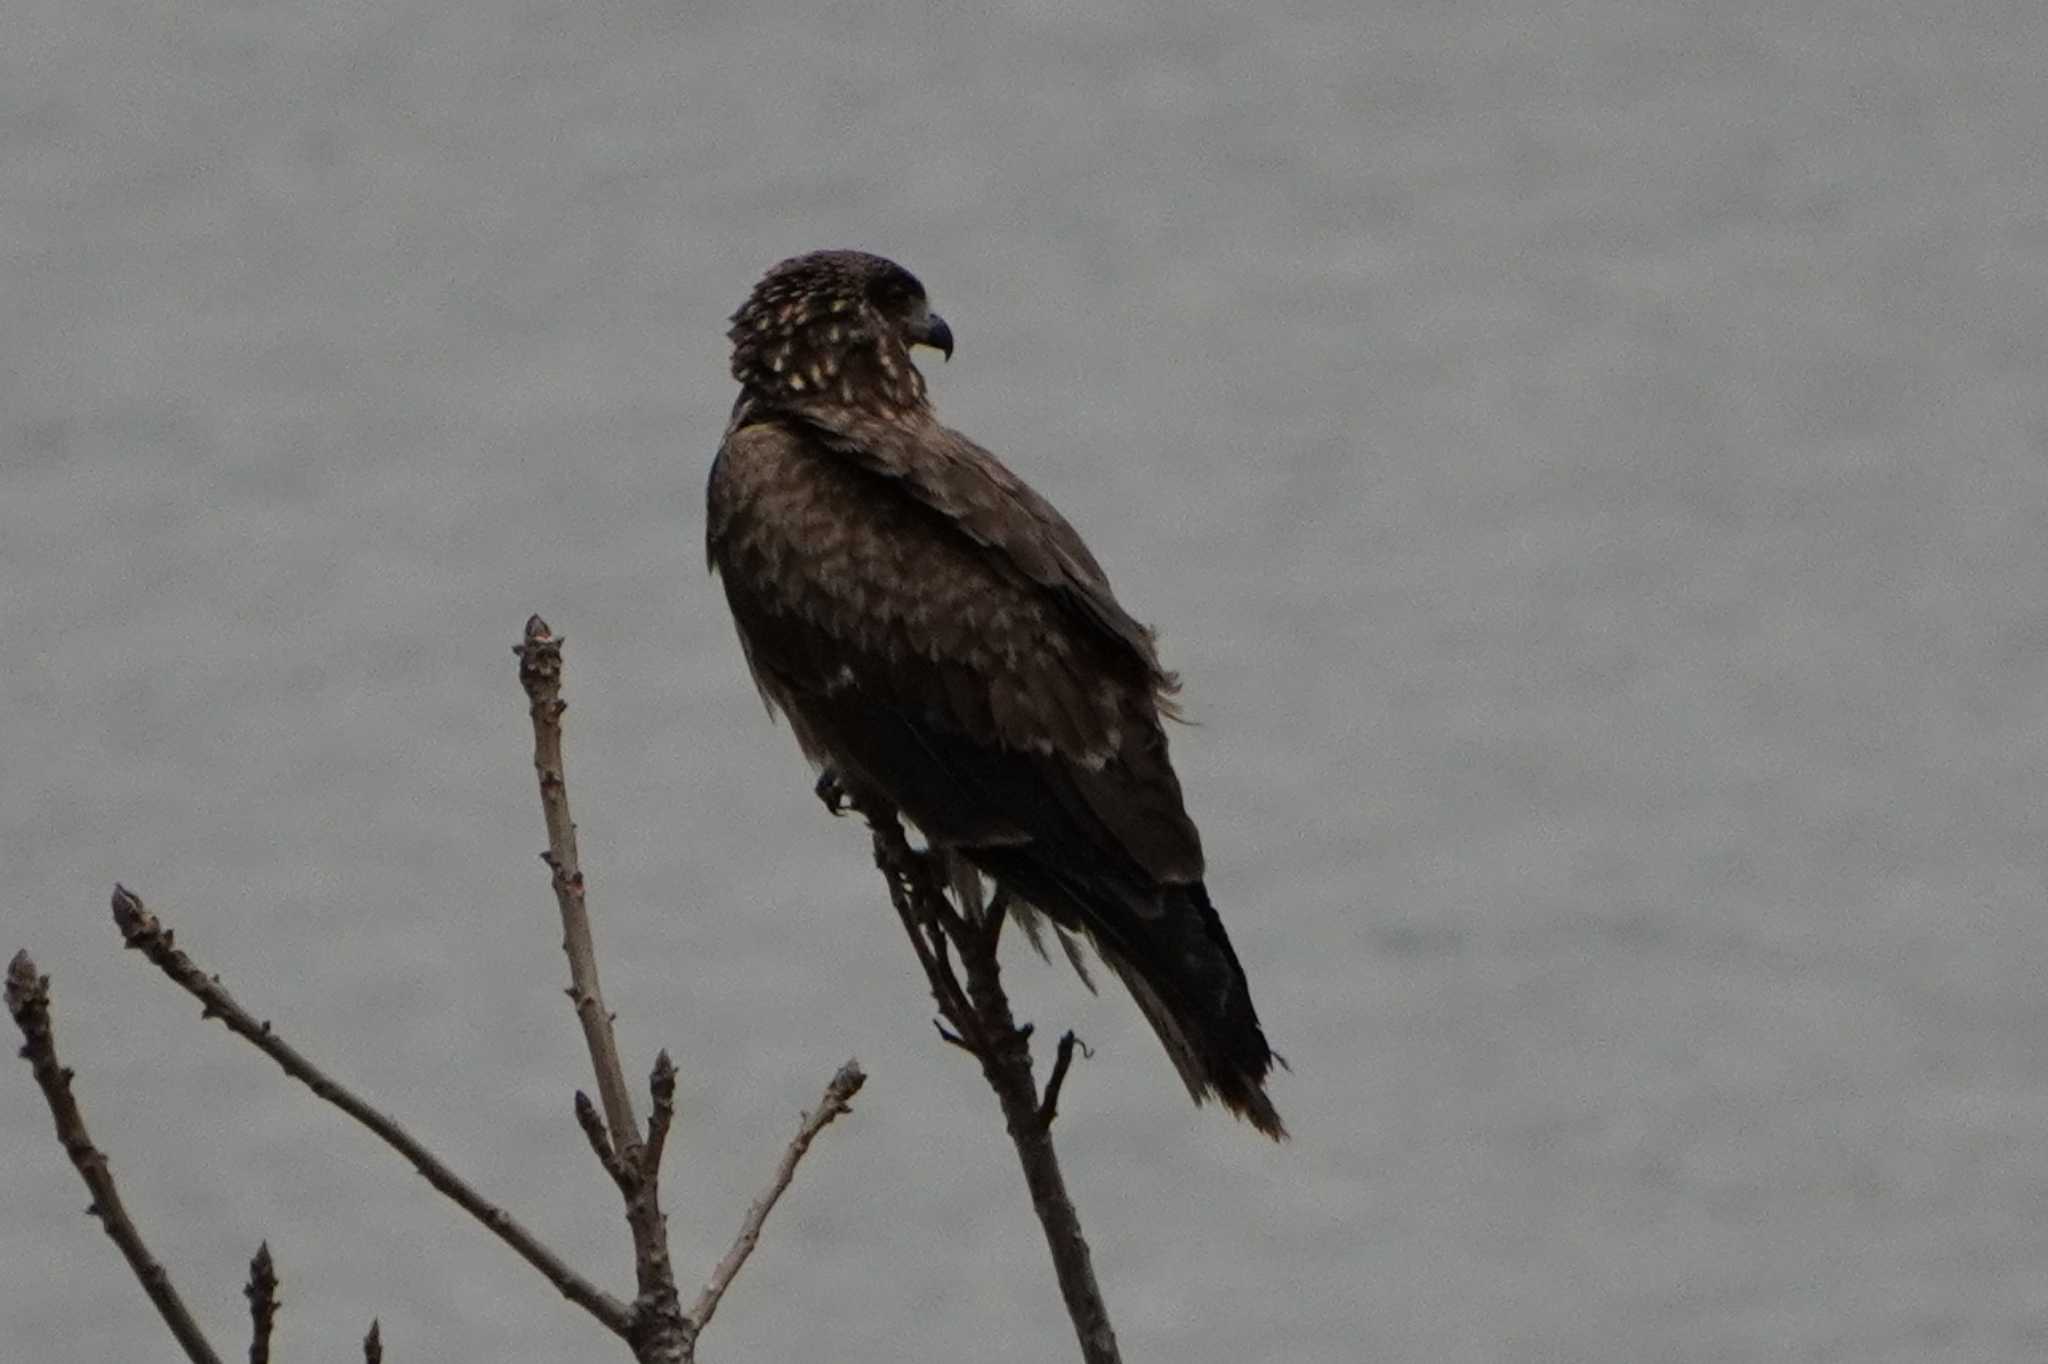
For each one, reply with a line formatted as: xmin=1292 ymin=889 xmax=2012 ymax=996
xmin=707 ymin=250 xmax=1283 ymax=1138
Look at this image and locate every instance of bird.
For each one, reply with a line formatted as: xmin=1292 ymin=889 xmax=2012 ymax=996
xmin=706 ymin=249 xmax=1283 ymax=1138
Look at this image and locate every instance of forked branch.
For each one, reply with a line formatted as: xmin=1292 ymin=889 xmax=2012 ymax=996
xmin=15 ymin=614 xmax=865 ymax=1364
xmin=106 ymin=886 xmax=631 ymax=1334
xmin=515 ymin=615 xmax=861 ymax=1362
xmin=863 ymin=816 xmax=1121 ymax=1364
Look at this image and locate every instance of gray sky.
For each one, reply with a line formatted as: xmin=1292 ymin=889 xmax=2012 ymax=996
xmin=6 ymin=1 xmax=2047 ymax=1360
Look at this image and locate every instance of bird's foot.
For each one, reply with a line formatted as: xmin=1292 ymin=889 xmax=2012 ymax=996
xmin=814 ymin=767 xmax=851 ymax=817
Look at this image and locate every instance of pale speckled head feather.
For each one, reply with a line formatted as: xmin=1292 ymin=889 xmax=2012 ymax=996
xmin=729 ymin=250 xmax=954 ymax=417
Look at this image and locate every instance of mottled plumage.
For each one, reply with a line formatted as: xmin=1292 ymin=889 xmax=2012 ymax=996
xmin=708 ymin=250 xmax=1283 ymax=1137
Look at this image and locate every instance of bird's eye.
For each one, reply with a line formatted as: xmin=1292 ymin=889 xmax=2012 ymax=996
xmin=866 ymin=266 xmax=925 ymax=314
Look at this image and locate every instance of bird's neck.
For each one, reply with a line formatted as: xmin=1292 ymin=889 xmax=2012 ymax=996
xmin=733 ymin=387 xmax=937 ymax=447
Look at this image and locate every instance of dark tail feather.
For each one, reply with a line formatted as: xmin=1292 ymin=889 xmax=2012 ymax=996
xmin=968 ymin=851 xmax=1286 ymax=1139
xmin=1105 ymin=880 xmax=1277 ymax=1138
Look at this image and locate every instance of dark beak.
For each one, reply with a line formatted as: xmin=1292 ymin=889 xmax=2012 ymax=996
xmin=915 ymin=311 xmax=954 ymax=362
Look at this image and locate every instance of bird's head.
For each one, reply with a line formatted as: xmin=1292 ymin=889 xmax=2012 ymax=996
xmin=728 ymin=250 xmax=954 ymax=415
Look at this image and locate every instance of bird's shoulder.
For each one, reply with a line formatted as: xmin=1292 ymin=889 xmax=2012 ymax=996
xmin=711 ymin=399 xmax=1175 ymax=700
xmin=707 ymin=407 xmax=891 ymax=578
xmin=707 ymin=404 xmax=813 ymax=525
xmin=813 ymin=412 xmax=1171 ymax=678
xmin=709 ymin=412 xmax=1023 ymax=638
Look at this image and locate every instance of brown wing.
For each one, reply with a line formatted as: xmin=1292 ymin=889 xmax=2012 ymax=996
xmin=708 ymin=411 xmax=1282 ymax=1136
xmin=786 ymin=407 xmax=1176 ymax=691
xmin=707 ymin=413 xmax=1202 ymax=881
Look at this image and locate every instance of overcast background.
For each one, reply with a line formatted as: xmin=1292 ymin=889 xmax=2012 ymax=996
xmin=6 ymin=1 xmax=2047 ymax=1360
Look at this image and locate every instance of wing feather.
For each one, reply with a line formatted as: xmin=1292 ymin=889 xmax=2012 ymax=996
xmin=708 ymin=414 xmax=1202 ymax=878
xmin=792 ymin=411 xmax=1172 ymax=682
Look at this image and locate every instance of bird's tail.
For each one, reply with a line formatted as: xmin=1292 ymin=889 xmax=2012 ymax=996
xmin=969 ymin=851 xmax=1286 ymax=1139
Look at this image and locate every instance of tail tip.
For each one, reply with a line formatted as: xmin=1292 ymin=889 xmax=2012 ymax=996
xmin=1218 ymin=1075 xmax=1289 ymax=1142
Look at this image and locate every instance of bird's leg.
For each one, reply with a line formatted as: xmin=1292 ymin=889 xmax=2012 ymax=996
xmin=870 ymin=815 xmax=984 ymax=1050
xmin=860 ymin=814 xmax=957 ymax=931
xmin=821 ymin=768 xmax=927 ymax=885
xmin=866 ymin=814 xmax=932 ymax=886
xmin=982 ymin=884 xmax=1012 ymax=945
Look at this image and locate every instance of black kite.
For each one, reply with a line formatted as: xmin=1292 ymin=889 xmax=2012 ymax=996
xmin=707 ymin=250 xmax=1283 ymax=1137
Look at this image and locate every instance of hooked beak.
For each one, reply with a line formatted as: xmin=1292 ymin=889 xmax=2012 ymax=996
xmin=914 ymin=311 xmax=954 ymax=361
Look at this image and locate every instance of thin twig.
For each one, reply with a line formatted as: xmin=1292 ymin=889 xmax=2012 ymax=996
xmin=362 ymin=1319 xmax=382 ymax=1364
xmin=865 ymin=818 xmax=1123 ymax=1364
xmin=6 ymin=950 xmax=226 ymax=1364
xmin=515 ymin=615 xmax=642 ymax=1155
xmin=245 ymin=1242 xmax=279 ymax=1364
xmin=641 ymin=1052 xmax=677 ymax=1185
xmin=618 ymin=1055 xmax=686 ymax=1357
xmin=1036 ymin=1031 xmax=1087 ymax=1132
xmin=513 ymin=616 xmax=686 ymax=1360
xmin=953 ymin=926 xmax=1120 ymax=1363
xmin=105 ymin=888 xmax=631 ymax=1336
xmin=517 ymin=619 xmax=643 ymax=1156
xmin=574 ymin=1091 xmax=630 ymax=1194
xmin=689 ymin=1060 xmax=866 ymax=1333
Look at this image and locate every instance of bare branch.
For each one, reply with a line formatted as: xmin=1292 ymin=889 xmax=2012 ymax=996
xmin=362 ymin=1319 xmax=382 ymax=1364
xmin=514 ymin=617 xmax=692 ymax=1361
xmin=1036 ymin=1031 xmax=1088 ymax=1132
xmin=245 ymin=1242 xmax=279 ymax=1364
xmin=870 ymin=824 xmax=980 ymax=1042
xmin=689 ymin=1060 xmax=866 ymax=1333
xmin=641 ymin=1052 xmax=677 ymax=1184
xmin=6 ymin=950 xmax=226 ymax=1364
xmin=514 ymin=614 xmax=642 ymax=1156
xmin=106 ymin=887 xmax=631 ymax=1336
xmin=865 ymin=819 xmax=1124 ymax=1364
xmin=953 ymin=931 xmax=1120 ymax=1363
xmin=574 ymin=1090 xmax=631 ymax=1195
